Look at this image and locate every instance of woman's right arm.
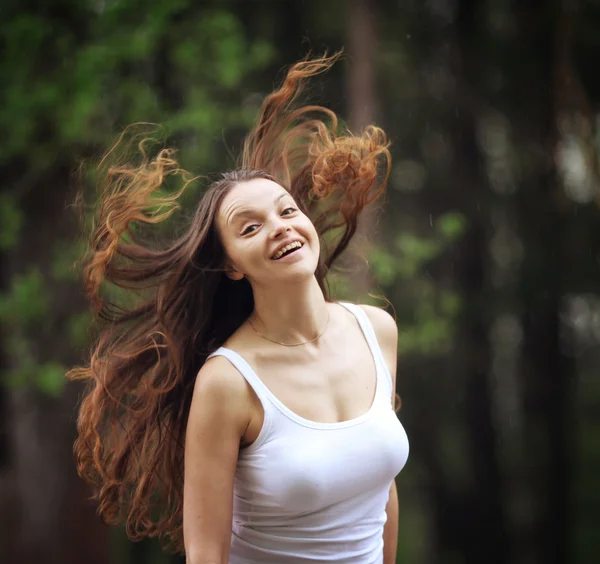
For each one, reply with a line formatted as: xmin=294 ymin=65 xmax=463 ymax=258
xmin=183 ymin=356 xmax=252 ymax=564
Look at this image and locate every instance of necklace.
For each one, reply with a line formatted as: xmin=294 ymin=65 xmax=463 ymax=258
xmin=248 ymin=310 xmax=330 ymax=347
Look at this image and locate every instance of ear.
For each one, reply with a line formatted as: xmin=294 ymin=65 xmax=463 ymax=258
xmin=225 ymin=264 xmax=244 ymax=281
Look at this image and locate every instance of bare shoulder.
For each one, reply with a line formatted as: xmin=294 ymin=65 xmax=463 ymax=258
xmin=357 ymin=303 xmax=398 ymax=384
xmin=358 ymin=304 xmax=398 ymax=347
xmin=184 ymin=354 xmax=251 ymax=560
xmin=190 ymin=354 xmax=252 ymax=429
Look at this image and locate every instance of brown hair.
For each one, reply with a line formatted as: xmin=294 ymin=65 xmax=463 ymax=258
xmin=68 ymin=53 xmax=391 ymax=552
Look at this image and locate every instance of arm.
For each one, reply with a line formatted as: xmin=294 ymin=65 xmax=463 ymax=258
xmin=183 ymin=356 xmax=252 ymax=564
xmin=383 ymin=480 xmax=399 ymax=564
xmin=360 ymin=304 xmax=400 ymax=564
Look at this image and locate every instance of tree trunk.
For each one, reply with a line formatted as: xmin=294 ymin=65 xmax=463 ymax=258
xmin=431 ymin=0 xmax=509 ymax=560
xmin=4 ymin=172 xmax=110 ymax=564
xmin=514 ymin=2 xmax=573 ymax=562
xmin=346 ymin=0 xmax=378 ymax=298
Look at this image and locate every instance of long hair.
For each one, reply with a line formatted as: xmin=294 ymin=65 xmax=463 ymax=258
xmin=68 ymin=52 xmax=391 ymax=552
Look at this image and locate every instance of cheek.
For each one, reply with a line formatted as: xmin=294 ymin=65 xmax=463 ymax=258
xmin=219 ymin=235 xmax=236 ymax=263
xmin=226 ymin=238 xmax=264 ymax=271
xmin=219 ymin=233 xmax=249 ymax=271
xmin=303 ymin=217 xmax=319 ymax=244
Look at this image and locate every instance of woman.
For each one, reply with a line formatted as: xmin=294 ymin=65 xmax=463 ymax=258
xmin=70 ymin=53 xmax=409 ymax=563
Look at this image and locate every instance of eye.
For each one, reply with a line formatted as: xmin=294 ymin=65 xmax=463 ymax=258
xmin=281 ymin=207 xmax=297 ymax=215
xmin=241 ymin=224 xmax=260 ymax=235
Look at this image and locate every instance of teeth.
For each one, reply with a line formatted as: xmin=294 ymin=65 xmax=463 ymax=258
xmin=272 ymin=241 xmax=302 ymax=260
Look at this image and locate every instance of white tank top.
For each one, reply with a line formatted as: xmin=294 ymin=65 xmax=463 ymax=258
xmin=207 ymin=302 xmax=409 ymax=563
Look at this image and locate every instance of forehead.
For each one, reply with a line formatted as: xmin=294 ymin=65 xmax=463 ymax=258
xmin=219 ymin=178 xmax=291 ymax=220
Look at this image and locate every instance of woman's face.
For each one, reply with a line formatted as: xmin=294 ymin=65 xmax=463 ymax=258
xmin=217 ymin=178 xmax=320 ymax=286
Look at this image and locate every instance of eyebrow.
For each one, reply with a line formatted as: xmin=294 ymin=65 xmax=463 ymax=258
xmin=229 ymin=192 xmax=291 ymax=225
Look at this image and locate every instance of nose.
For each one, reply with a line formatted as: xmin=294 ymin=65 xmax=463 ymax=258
xmin=270 ymin=218 xmax=291 ymax=239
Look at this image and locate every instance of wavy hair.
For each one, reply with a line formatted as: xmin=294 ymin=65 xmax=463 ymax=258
xmin=68 ymin=52 xmax=391 ymax=552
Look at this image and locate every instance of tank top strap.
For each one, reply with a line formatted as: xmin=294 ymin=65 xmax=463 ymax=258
xmin=207 ymin=347 xmax=274 ymax=409
xmin=338 ymin=302 xmax=395 ymax=397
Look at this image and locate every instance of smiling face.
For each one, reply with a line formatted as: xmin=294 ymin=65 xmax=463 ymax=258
xmin=217 ymin=178 xmax=320 ymax=287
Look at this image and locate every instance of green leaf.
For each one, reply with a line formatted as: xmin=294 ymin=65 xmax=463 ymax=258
xmin=440 ymin=290 xmax=462 ymax=315
xmin=248 ymin=40 xmax=276 ymax=69
xmin=0 ymin=268 xmax=49 ymax=326
xmin=369 ymin=246 xmax=397 ymax=286
xmin=435 ymin=212 xmax=466 ymax=241
xmin=51 ymin=240 xmax=85 ymax=282
xmin=35 ymin=362 xmax=66 ymax=397
xmin=3 ymin=369 xmax=28 ymax=389
xmin=395 ymin=232 xmax=441 ymax=262
xmin=0 ymin=194 xmax=23 ymax=250
xmin=67 ymin=311 xmax=93 ymax=348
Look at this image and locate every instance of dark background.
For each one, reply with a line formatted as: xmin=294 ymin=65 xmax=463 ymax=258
xmin=1 ymin=1 xmax=599 ymax=563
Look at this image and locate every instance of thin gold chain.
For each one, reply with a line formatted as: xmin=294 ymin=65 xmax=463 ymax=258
xmin=248 ymin=310 xmax=330 ymax=347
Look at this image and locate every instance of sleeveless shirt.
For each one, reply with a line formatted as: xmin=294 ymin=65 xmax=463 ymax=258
xmin=207 ymin=302 xmax=410 ymax=563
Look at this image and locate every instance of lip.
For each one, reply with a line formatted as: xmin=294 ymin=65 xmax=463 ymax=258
xmin=270 ymin=239 xmax=304 ymax=260
xmin=274 ymin=244 xmax=304 ymax=262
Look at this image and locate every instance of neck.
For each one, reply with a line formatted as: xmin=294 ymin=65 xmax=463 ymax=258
xmin=250 ymin=277 xmax=328 ymax=344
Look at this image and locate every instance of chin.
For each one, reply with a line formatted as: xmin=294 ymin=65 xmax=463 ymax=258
xmin=267 ymin=259 xmax=318 ymax=284
xmin=279 ymin=264 xmax=317 ymax=281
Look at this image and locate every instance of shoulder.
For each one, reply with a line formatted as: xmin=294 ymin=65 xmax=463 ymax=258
xmin=196 ymin=354 xmax=246 ymax=393
xmin=190 ymin=354 xmax=253 ymax=425
xmin=357 ymin=304 xmax=398 ymax=348
xmin=357 ymin=303 xmax=398 ymax=384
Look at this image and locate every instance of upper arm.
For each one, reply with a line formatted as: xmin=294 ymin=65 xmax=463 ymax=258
xmin=359 ymin=304 xmax=399 ymax=400
xmin=183 ymin=356 xmax=252 ymax=563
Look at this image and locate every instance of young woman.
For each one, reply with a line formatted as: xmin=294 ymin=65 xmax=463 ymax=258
xmin=70 ymin=54 xmax=409 ymax=564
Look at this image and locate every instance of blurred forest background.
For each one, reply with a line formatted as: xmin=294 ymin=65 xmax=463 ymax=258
xmin=2 ymin=0 xmax=600 ymax=563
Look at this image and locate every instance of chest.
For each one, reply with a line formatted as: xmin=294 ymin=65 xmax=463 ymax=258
xmin=235 ymin=408 xmax=409 ymax=515
xmin=250 ymin=333 xmax=378 ymax=426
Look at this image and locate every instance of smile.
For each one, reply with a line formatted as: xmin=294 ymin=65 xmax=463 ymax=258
xmin=271 ymin=240 xmax=304 ymax=260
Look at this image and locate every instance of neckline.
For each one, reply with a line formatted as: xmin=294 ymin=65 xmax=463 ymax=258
xmin=218 ymin=302 xmax=383 ymax=430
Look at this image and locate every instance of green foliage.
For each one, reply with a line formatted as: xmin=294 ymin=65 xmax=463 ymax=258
xmin=0 ymin=268 xmax=50 ymax=326
xmin=3 ymin=346 xmax=65 ymax=397
xmin=51 ymin=240 xmax=87 ymax=282
xmin=396 ymin=283 xmax=456 ymax=355
xmin=35 ymin=361 xmax=67 ymax=396
xmin=0 ymin=267 xmax=68 ymax=395
xmin=394 ymin=233 xmax=440 ymax=277
xmin=1 ymin=3 xmax=275 ymax=166
xmin=0 ymin=194 xmax=23 ymax=250
xmin=0 ymin=2 xmax=275 ymax=398
xmin=67 ymin=311 xmax=94 ymax=349
xmin=435 ymin=212 xmax=466 ymax=240
xmin=369 ymin=212 xmax=467 ymax=356
xmin=370 ymin=247 xmax=398 ymax=286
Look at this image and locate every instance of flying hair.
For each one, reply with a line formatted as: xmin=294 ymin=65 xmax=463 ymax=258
xmin=68 ymin=51 xmax=391 ymax=553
